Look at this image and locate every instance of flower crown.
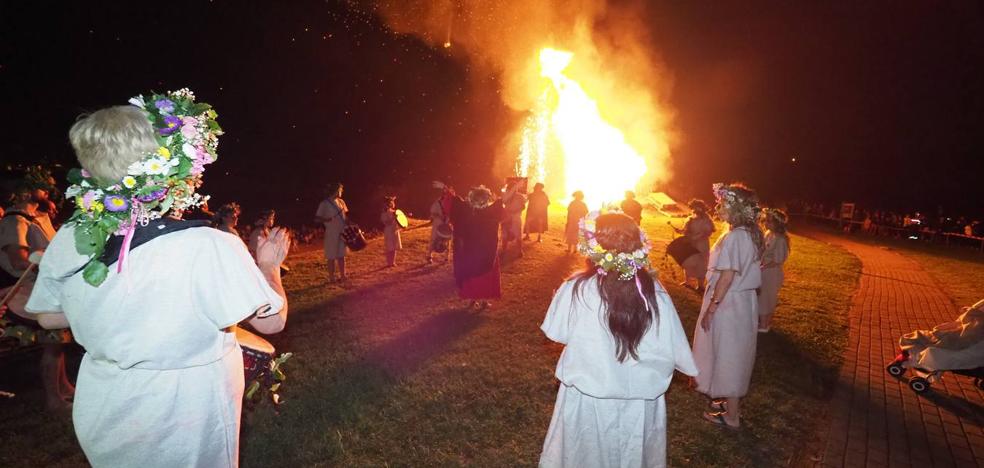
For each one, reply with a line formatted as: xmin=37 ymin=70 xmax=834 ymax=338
xmin=66 ymin=88 xmax=222 ymax=286
xmin=762 ymin=207 xmax=788 ymax=226
xmin=712 ymin=182 xmax=759 ymax=222
xmin=578 ymin=209 xmax=653 ymax=280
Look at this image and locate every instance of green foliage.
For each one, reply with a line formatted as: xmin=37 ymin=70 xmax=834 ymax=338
xmin=73 ymin=225 xmax=107 ymax=257
xmin=82 ymin=261 xmax=109 ymax=287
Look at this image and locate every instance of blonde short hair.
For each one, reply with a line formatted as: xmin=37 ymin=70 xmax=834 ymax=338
xmin=69 ymin=105 xmax=158 ymax=184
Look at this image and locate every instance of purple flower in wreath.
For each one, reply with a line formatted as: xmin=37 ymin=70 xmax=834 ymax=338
xmin=103 ymin=195 xmax=130 ymax=212
xmin=159 ymin=115 xmax=182 ymax=135
xmin=154 ymin=99 xmax=175 ymax=114
xmin=137 ymin=187 xmax=168 ymax=202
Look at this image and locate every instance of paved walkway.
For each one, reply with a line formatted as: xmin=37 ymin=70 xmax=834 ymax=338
xmin=811 ymin=233 xmax=984 ymax=467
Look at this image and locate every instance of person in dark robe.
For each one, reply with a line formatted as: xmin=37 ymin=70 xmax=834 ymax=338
xmin=524 ymin=182 xmax=550 ymax=243
xmin=620 ymin=191 xmax=643 ymax=225
xmin=441 ymin=181 xmax=520 ymax=309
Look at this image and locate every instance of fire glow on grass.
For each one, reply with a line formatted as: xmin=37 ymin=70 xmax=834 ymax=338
xmin=516 ymin=48 xmax=648 ymax=208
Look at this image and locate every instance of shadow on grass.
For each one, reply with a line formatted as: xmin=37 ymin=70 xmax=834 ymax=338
xmin=756 ymin=330 xmax=840 ymax=400
xmin=243 ymin=307 xmax=484 ymax=466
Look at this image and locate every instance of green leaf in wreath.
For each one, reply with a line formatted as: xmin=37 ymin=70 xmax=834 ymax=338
xmin=83 ymin=261 xmax=109 ymax=286
xmin=74 ymin=225 xmax=108 ymax=256
xmin=66 ymin=168 xmax=83 ymax=185
xmin=245 ymin=380 xmax=260 ymax=400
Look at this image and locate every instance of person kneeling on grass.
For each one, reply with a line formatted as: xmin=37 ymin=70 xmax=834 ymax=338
xmin=539 ymin=211 xmax=697 ymax=468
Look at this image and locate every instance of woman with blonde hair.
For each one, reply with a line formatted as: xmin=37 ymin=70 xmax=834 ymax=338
xmin=691 ymin=182 xmax=763 ymax=429
xmin=26 ymin=90 xmax=287 ymax=467
xmin=758 ymin=208 xmax=790 ymax=332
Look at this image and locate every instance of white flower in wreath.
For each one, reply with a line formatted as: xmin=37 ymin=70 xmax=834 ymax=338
xmin=122 ymin=176 xmax=137 ymax=189
xmin=128 ymin=95 xmax=145 ymax=109
xmin=127 ymin=160 xmax=145 ymax=176
xmin=65 ymin=185 xmax=82 ymax=197
xmin=182 ymin=142 xmax=197 ymax=159
xmin=143 ymin=157 xmax=176 ymax=176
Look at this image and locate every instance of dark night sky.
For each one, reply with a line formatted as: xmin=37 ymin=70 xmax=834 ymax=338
xmin=2 ymin=1 xmax=983 ymax=224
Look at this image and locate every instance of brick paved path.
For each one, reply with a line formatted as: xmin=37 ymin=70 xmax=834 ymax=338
xmin=812 ymin=234 xmax=984 ymax=467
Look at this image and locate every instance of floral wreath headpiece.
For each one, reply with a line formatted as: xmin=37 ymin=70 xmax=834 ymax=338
xmin=762 ymin=207 xmax=788 ymax=226
xmin=66 ymin=88 xmax=222 ymax=286
xmin=578 ymin=208 xmax=653 ymax=281
xmin=712 ymin=182 xmax=759 ymax=222
xmin=467 ymin=185 xmax=494 ymax=209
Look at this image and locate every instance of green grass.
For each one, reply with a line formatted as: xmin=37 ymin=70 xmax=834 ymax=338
xmin=797 ymin=221 xmax=984 ymax=308
xmin=0 ymin=208 xmax=860 ymax=467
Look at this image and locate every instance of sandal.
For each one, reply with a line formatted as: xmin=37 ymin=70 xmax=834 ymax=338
xmin=703 ymin=411 xmax=740 ymax=429
xmin=709 ymin=400 xmax=727 ymax=412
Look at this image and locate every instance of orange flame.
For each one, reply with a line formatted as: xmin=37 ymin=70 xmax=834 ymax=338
xmin=517 ymin=48 xmax=649 ymax=208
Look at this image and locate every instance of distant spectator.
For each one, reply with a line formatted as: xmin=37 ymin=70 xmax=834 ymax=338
xmin=620 ymin=191 xmax=642 ymax=225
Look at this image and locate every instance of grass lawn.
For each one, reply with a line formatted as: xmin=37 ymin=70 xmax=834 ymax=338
xmin=0 ymin=207 xmax=859 ymax=467
xmin=796 ymin=221 xmax=984 ymax=308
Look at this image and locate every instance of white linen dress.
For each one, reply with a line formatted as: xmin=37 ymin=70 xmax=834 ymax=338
xmin=757 ymin=232 xmax=789 ymax=319
xmin=540 ymin=277 xmax=698 ymax=468
xmin=316 ymin=197 xmax=348 ymax=259
xmin=429 ymin=198 xmax=448 ymax=247
xmin=26 ymin=225 xmax=283 ymax=468
xmin=692 ymin=227 xmax=762 ymax=398
xmin=381 ymin=209 xmax=402 ymax=252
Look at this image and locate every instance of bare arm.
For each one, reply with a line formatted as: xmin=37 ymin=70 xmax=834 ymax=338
xmin=248 ymin=307 xmax=287 ymax=334
xmin=701 ymin=269 xmax=736 ymax=331
xmin=37 ymin=312 xmax=70 ymax=330
xmin=3 ymin=245 xmax=31 ymax=272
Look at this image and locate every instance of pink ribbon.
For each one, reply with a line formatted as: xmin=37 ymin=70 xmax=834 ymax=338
xmin=117 ymin=205 xmax=138 ymax=274
xmin=635 ymin=275 xmax=652 ymax=312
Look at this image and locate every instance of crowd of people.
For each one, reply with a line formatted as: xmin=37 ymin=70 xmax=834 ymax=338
xmin=1 ymin=89 xmax=797 ymax=468
xmin=791 ymin=200 xmax=984 ymax=240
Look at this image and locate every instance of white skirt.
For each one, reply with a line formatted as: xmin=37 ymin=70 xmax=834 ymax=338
xmin=540 ymin=384 xmax=667 ymax=468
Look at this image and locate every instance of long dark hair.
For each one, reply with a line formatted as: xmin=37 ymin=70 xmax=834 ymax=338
xmin=572 ymin=213 xmax=659 ymax=362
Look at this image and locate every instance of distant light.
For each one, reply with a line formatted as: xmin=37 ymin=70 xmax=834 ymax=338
xmin=791 ymin=158 xmax=797 ymax=162
xmin=443 ymin=41 xmax=452 ymax=48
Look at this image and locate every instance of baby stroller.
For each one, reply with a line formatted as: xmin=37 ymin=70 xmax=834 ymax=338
xmin=886 ymin=299 xmax=984 ymax=394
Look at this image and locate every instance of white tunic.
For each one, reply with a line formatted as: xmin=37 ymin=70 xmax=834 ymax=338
xmin=758 ymin=232 xmax=789 ymax=318
xmin=692 ymin=227 xmax=762 ymax=398
xmin=540 ymin=277 xmax=698 ymax=468
xmin=315 ymin=198 xmax=348 ymax=259
xmin=26 ymin=225 xmax=283 ymax=468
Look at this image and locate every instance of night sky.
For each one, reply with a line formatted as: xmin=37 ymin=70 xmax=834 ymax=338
xmin=2 ymin=1 xmax=983 ymax=225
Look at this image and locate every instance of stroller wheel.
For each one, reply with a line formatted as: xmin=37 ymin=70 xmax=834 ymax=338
xmin=975 ymin=378 xmax=984 ymax=391
xmin=886 ymin=363 xmax=905 ymax=377
xmin=909 ymin=377 xmax=930 ymax=394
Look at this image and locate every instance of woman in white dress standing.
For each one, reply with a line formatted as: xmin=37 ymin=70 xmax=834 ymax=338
xmin=540 ymin=211 xmax=698 ymax=468
xmin=314 ymin=182 xmax=348 ymax=282
xmin=25 ymin=91 xmax=288 ymax=467
xmin=692 ymin=183 xmax=763 ymax=429
xmin=757 ymin=208 xmax=790 ymax=333
xmin=380 ymin=196 xmax=402 ymax=267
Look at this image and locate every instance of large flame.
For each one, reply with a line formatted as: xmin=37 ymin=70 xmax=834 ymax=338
xmin=517 ymin=48 xmax=649 ymax=208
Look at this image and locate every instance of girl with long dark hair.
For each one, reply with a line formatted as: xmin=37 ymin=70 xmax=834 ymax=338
xmin=539 ymin=212 xmax=697 ymax=467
